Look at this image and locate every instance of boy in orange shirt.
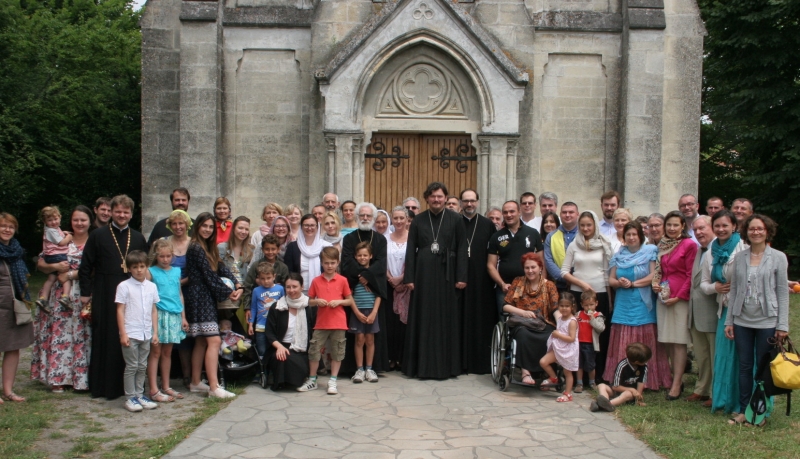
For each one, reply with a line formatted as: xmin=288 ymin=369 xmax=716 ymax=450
xmin=297 ymin=247 xmax=354 ymax=395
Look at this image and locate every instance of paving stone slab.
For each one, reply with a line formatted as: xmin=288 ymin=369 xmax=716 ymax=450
xmin=163 ymin=373 xmax=658 ymax=458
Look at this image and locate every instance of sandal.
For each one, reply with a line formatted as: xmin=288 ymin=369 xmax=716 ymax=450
xmin=521 ymin=374 xmax=536 ymax=386
xmin=556 ymin=392 xmax=573 ymax=403
xmin=163 ymin=387 xmax=184 ymax=399
xmin=149 ymin=390 xmax=175 ymax=403
xmin=539 ymin=377 xmax=559 ymax=390
xmin=574 ymin=384 xmax=584 ymax=393
xmin=2 ymin=393 xmax=25 ymax=402
xmin=727 ymin=414 xmax=746 ymax=426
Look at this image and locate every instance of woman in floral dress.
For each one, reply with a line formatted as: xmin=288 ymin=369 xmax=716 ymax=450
xmin=31 ymin=205 xmax=93 ymax=392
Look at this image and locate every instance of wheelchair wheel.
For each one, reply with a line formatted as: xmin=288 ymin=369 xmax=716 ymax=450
xmin=491 ymin=322 xmax=506 ymax=383
xmin=259 ymin=372 xmax=268 ymax=389
xmin=499 ymin=375 xmax=510 ymax=392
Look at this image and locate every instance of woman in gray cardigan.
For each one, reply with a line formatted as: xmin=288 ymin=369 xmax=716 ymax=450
xmin=724 ymin=214 xmax=789 ymax=426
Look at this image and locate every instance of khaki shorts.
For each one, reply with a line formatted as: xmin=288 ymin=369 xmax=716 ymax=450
xmin=308 ymin=329 xmax=347 ymax=362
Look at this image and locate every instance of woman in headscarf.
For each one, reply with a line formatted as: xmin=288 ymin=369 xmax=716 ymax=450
xmin=0 ymin=213 xmax=34 ymax=402
xmin=250 ymin=202 xmax=283 ymax=249
xmin=373 ymin=210 xmax=391 ymax=236
xmin=605 ymin=221 xmax=671 ymax=390
xmin=560 ymin=210 xmax=614 ymax=381
xmin=700 ymin=209 xmax=747 ymax=414
xmin=284 ymin=214 xmax=331 ymax=292
xmin=651 ymin=211 xmax=697 ymax=400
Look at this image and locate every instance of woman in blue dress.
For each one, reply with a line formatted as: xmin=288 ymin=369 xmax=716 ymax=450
xmin=605 ymin=221 xmax=671 ymax=390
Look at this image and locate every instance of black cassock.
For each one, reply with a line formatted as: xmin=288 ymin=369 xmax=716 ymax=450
xmin=78 ymin=225 xmax=147 ymax=399
xmin=403 ymin=209 xmax=467 ymax=379
xmin=460 ymin=214 xmax=498 ymax=375
xmin=340 ymin=229 xmax=389 ymax=374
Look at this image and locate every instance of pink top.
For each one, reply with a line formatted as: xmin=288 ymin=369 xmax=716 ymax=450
xmin=660 ymin=238 xmax=698 ymax=301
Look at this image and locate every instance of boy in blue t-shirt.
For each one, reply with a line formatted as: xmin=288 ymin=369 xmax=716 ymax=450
xmin=248 ymin=263 xmax=284 ymax=356
xmin=348 ymin=242 xmax=382 ymax=384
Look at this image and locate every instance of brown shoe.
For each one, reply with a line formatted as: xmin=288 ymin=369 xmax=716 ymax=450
xmin=686 ymin=393 xmax=710 ymax=402
xmin=702 ymin=398 xmax=713 ymax=408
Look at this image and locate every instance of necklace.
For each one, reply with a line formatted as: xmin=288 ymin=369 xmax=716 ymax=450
xmin=357 ymin=229 xmax=374 ymax=246
xmin=109 ymin=225 xmax=131 ymax=273
xmin=429 ymin=210 xmax=445 ymax=254
xmin=465 ymin=215 xmax=478 ymax=258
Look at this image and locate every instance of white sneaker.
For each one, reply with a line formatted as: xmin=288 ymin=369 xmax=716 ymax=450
xmin=189 ymin=381 xmax=210 ymax=393
xmin=365 ymin=369 xmax=379 ymax=383
xmin=208 ymin=387 xmax=235 ymax=399
xmin=136 ymin=396 xmax=159 ymax=410
xmin=351 ymin=369 xmax=365 ymax=383
xmin=124 ymin=397 xmax=142 ymax=412
xmin=296 ymin=378 xmax=318 ymax=392
xmin=327 ymin=379 xmax=338 ymax=395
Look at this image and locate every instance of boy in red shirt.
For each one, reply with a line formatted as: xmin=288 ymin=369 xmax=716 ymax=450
xmin=297 ymin=247 xmax=354 ymax=395
xmin=575 ymin=290 xmax=605 ymax=393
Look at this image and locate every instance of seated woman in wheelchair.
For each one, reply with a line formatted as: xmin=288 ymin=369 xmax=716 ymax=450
xmin=502 ymin=253 xmax=559 ymax=385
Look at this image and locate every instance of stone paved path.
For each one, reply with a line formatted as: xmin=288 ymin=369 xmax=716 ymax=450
xmin=164 ymin=373 xmax=660 ymax=458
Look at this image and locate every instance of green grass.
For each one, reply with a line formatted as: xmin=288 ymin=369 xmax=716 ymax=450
xmin=101 ymin=387 xmax=241 ymax=459
xmin=615 ymin=294 xmax=800 ymax=459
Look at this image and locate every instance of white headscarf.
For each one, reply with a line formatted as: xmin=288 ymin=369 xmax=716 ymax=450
xmin=574 ymin=210 xmax=614 ymax=272
xmin=297 ymin=223 xmax=330 ymax=287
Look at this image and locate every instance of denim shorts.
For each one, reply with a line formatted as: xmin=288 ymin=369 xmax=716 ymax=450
xmin=579 ymin=342 xmax=596 ymax=372
xmin=44 ymin=254 xmax=68 ymax=264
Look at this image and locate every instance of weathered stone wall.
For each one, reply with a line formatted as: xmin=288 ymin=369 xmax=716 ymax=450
xmin=140 ymin=0 xmax=703 ymax=234
xmin=221 ymin=28 xmax=312 ymax=220
xmin=141 ymin=0 xmax=183 ymax=232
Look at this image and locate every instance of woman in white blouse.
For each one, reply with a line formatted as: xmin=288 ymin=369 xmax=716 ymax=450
xmin=561 ymin=210 xmax=614 ymax=382
xmin=385 ymin=206 xmax=409 ymax=371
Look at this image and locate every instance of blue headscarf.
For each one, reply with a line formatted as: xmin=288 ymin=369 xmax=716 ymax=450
xmin=609 ymin=244 xmax=657 ymax=311
xmin=710 ymin=232 xmax=741 ymax=284
xmin=0 ymin=238 xmax=30 ymax=301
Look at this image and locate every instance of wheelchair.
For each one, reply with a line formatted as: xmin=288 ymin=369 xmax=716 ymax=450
xmin=491 ymin=314 xmax=564 ymax=392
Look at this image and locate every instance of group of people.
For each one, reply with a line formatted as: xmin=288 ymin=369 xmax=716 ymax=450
xmin=0 ymin=185 xmax=790 ymax=426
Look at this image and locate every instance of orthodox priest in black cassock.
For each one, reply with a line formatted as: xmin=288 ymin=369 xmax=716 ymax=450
xmin=340 ymin=223 xmax=389 ymax=374
xmin=403 ymin=205 xmax=467 ymax=379
xmin=460 ymin=212 xmax=497 ymax=375
xmin=79 ymin=221 xmax=146 ymax=399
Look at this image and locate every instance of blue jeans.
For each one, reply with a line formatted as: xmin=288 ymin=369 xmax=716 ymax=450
xmin=733 ymin=324 xmax=775 ymax=413
xmin=255 ymin=332 xmax=268 ymax=357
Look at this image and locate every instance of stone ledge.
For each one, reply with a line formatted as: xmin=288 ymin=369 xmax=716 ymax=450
xmin=628 ymin=0 xmax=664 ymax=9
xmin=531 ymin=12 xmax=622 ymax=32
xmin=180 ymin=2 xmax=218 ymax=22
xmin=223 ymin=7 xmax=315 ymax=27
xmin=629 ymin=8 xmax=666 ymax=29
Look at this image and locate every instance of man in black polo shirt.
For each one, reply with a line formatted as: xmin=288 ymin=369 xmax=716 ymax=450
xmin=487 ymin=200 xmax=543 ymax=315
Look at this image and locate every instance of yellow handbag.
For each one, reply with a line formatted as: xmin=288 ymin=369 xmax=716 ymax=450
xmin=771 ymin=337 xmax=800 ymax=390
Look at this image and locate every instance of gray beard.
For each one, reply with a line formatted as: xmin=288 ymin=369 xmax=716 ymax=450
xmin=358 ymin=221 xmax=373 ymax=231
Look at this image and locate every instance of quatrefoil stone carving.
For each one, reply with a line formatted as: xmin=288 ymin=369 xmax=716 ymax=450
xmin=413 ymin=3 xmax=434 ymax=20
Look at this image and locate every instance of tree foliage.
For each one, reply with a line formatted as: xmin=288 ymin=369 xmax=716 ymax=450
xmin=698 ymin=0 xmax=800 ymax=253
xmin=0 ymin=0 xmax=142 ymax=252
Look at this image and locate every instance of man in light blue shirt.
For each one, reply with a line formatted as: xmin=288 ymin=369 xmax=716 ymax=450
xmin=599 ymin=190 xmax=620 ymax=238
xmin=544 ymin=202 xmax=579 ymax=292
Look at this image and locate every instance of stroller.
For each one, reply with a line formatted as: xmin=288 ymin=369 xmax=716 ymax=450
xmin=218 ymin=329 xmax=268 ymax=389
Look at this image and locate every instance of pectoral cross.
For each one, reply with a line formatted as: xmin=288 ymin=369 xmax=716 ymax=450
xmin=121 ymin=262 xmax=127 ymax=273
xmin=468 ymin=246 xmax=471 ymax=258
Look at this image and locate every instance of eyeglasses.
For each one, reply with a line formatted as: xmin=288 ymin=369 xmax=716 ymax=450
xmin=358 ymin=214 xmax=373 ymax=219
xmin=521 ymin=201 xmax=535 ymax=206
xmin=273 ymin=225 xmax=288 ymax=229
xmin=302 ymin=224 xmax=317 ymax=229
xmin=747 ymin=227 xmax=766 ymax=234
xmin=461 ymin=200 xmax=477 ymax=204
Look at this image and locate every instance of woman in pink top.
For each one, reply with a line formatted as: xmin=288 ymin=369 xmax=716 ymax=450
xmin=651 ymin=211 xmax=697 ymax=400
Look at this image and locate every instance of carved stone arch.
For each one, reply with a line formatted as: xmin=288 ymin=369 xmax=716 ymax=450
xmin=351 ymin=32 xmax=494 ymax=128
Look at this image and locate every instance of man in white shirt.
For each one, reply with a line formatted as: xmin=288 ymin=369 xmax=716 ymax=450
xmin=599 ymin=191 xmax=621 ymax=238
xmin=519 ymin=192 xmax=537 ymax=228
xmin=679 ymin=193 xmax=700 ymax=243
xmin=531 ymin=192 xmax=559 ymax=231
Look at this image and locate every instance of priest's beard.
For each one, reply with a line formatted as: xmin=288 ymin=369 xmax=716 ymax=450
xmin=358 ymin=221 xmax=373 ymax=231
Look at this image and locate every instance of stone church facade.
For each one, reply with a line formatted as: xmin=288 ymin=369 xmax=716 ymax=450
xmin=141 ymin=0 xmax=704 ymax=231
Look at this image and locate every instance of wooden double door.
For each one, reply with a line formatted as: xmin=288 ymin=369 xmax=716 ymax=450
xmin=364 ymin=133 xmax=477 ymax=212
